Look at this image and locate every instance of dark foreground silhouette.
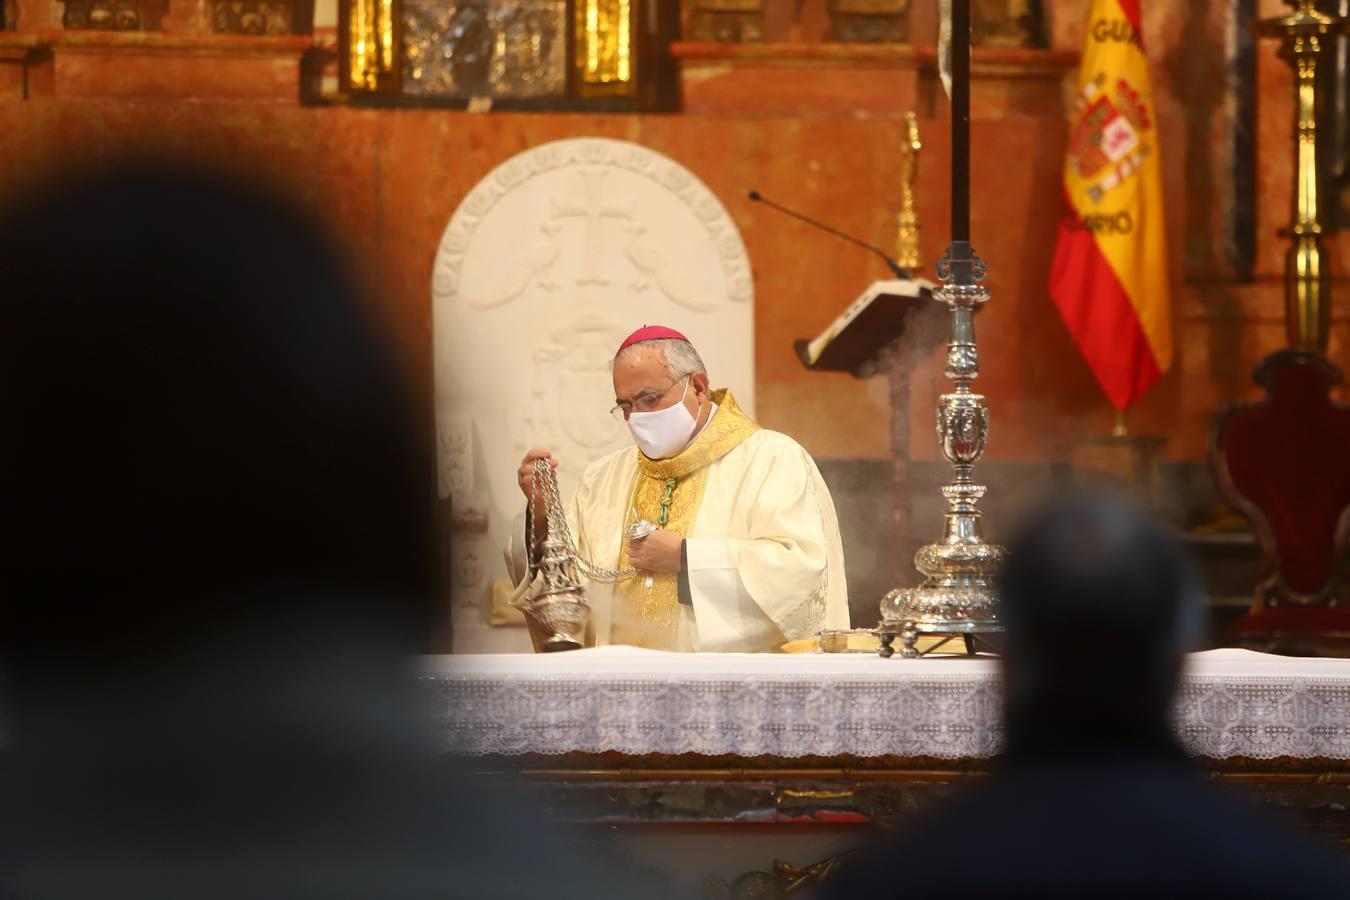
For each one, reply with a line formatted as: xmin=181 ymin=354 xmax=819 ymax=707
xmin=826 ymin=494 xmax=1350 ymax=900
xmin=0 ymin=164 xmax=629 ymax=900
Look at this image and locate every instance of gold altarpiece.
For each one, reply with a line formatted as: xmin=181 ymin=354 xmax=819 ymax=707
xmin=340 ymin=0 xmax=678 ymax=106
xmin=338 ymin=0 xmax=1049 ymax=104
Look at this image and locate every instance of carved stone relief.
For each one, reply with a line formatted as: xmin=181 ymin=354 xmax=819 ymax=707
xmin=828 ymin=0 xmax=910 ymax=43
xmin=432 ymin=137 xmax=755 ymax=650
xmin=439 ymin=415 xmax=493 ymax=611
xmin=211 ymin=0 xmax=293 ymax=35
xmin=686 ymin=0 xmax=762 ymax=43
xmin=437 ymin=415 xmax=474 ymax=498
xmin=62 ymin=0 xmax=142 ymax=29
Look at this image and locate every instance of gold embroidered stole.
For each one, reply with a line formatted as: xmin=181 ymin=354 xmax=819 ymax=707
xmin=611 ymin=389 xmax=758 ymax=649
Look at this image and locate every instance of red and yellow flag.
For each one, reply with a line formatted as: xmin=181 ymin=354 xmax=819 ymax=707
xmin=1049 ymin=0 xmax=1170 ymax=411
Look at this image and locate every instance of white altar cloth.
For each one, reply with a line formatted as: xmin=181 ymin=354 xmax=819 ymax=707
xmin=423 ymin=647 xmax=1350 ymax=761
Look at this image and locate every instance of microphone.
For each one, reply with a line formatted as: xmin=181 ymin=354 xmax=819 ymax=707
xmin=748 ymin=190 xmax=911 ymax=280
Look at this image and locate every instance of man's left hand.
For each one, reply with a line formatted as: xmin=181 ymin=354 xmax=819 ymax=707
xmin=627 ymin=529 xmax=683 ymax=574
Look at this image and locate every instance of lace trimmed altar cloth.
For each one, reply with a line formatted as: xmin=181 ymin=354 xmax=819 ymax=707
xmin=425 ymin=647 xmax=1350 ymax=761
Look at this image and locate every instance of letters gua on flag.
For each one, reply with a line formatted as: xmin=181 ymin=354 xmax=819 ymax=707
xmin=1049 ymin=0 xmax=1171 ymax=411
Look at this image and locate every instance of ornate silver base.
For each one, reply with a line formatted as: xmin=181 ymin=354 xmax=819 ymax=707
xmin=878 ymin=496 xmax=1006 ymax=657
xmin=874 ymin=626 xmax=1004 ymax=661
xmin=875 ymin=617 xmax=1003 ymax=658
xmin=522 ymin=586 xmax=591 ymax=653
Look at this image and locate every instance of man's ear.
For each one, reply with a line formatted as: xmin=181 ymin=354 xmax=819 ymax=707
xmin=690 ymin=372 xmax=710 ymax=399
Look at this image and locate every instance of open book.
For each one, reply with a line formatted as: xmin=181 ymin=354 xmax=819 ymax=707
xmin=795 ymin=278 xmax=935 ymax=373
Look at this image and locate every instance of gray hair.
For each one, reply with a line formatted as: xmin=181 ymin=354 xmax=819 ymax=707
xmin=612 ymin=338 xmax=707 ymax=380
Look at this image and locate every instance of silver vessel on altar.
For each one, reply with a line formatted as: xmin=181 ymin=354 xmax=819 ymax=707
xmin=509 ymin=458 xmax=602 ymax=653
xmin=513 ymin=457 xmax=663 ymax=652
xmin=519 ymin=535 xmax=591 ymax=653
xmin=877 ymin=245 xmax=1005 ymax=658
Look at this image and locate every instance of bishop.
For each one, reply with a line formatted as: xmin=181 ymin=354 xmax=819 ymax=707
xmin=513 ymin=326 xmax=850 ymax=652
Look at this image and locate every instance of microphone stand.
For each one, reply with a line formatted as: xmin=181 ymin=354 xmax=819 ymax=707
xmin=748 ymin=191 xmax=912 ymax=280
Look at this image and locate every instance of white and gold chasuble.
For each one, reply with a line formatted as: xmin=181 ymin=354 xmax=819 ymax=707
xmin=564 ymin=389 xmax=850 ymax=652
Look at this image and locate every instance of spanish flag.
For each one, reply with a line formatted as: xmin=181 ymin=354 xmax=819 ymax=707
xmin=1049 ymin=0 xmax=1171 ymax=411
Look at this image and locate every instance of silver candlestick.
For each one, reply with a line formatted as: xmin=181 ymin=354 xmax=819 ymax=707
xmin=877 ymin=243 xmax=1005 ymax=658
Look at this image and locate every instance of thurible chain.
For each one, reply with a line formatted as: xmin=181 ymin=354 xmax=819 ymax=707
xmin=531 ymin=458 xmax=638 ymax=583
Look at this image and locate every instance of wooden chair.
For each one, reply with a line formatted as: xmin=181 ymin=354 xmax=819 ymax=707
xmin=1210 ymin=349 xmax=1350 ymax=656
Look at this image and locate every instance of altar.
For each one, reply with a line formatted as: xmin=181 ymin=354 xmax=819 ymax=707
xmin=416 ymin=0 xmax=1350 ymax=891
xmin=427 ymin=648 xmax=1350 ymax=893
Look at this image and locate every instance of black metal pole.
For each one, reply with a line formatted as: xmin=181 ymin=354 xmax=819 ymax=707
xmin=951 ymin=0 xmax=970 ymax=245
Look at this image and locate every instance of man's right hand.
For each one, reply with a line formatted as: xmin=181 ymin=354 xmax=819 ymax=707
xmin=518 ymin=448 xmax=559 ymax=502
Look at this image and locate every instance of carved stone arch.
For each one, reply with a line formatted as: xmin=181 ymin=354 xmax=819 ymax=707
xmin=432 ymin=137 xmax=755 ymax=651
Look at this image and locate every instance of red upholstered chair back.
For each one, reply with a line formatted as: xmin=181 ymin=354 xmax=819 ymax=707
xmin=1211 ymin=350 xmax=1350 ymax=610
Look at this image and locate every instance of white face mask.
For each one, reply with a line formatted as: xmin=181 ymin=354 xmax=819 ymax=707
xmin=626 ymin=378 xmax=699 ymax=460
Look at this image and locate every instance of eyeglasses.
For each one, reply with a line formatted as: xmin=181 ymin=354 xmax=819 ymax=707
xmin=610 ymin=376 xmax=688 ymax=422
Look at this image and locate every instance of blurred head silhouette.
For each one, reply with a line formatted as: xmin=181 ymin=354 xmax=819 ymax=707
xmin=998 ymin=492 xmax=1206 ymax=759
xmin=827 ymin=494 xmax=1350 ymax=900
xmin=0 ymin=162 xmax=436 ymax=692
xmin=0 ymin=162 xmax=455 ymax=899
